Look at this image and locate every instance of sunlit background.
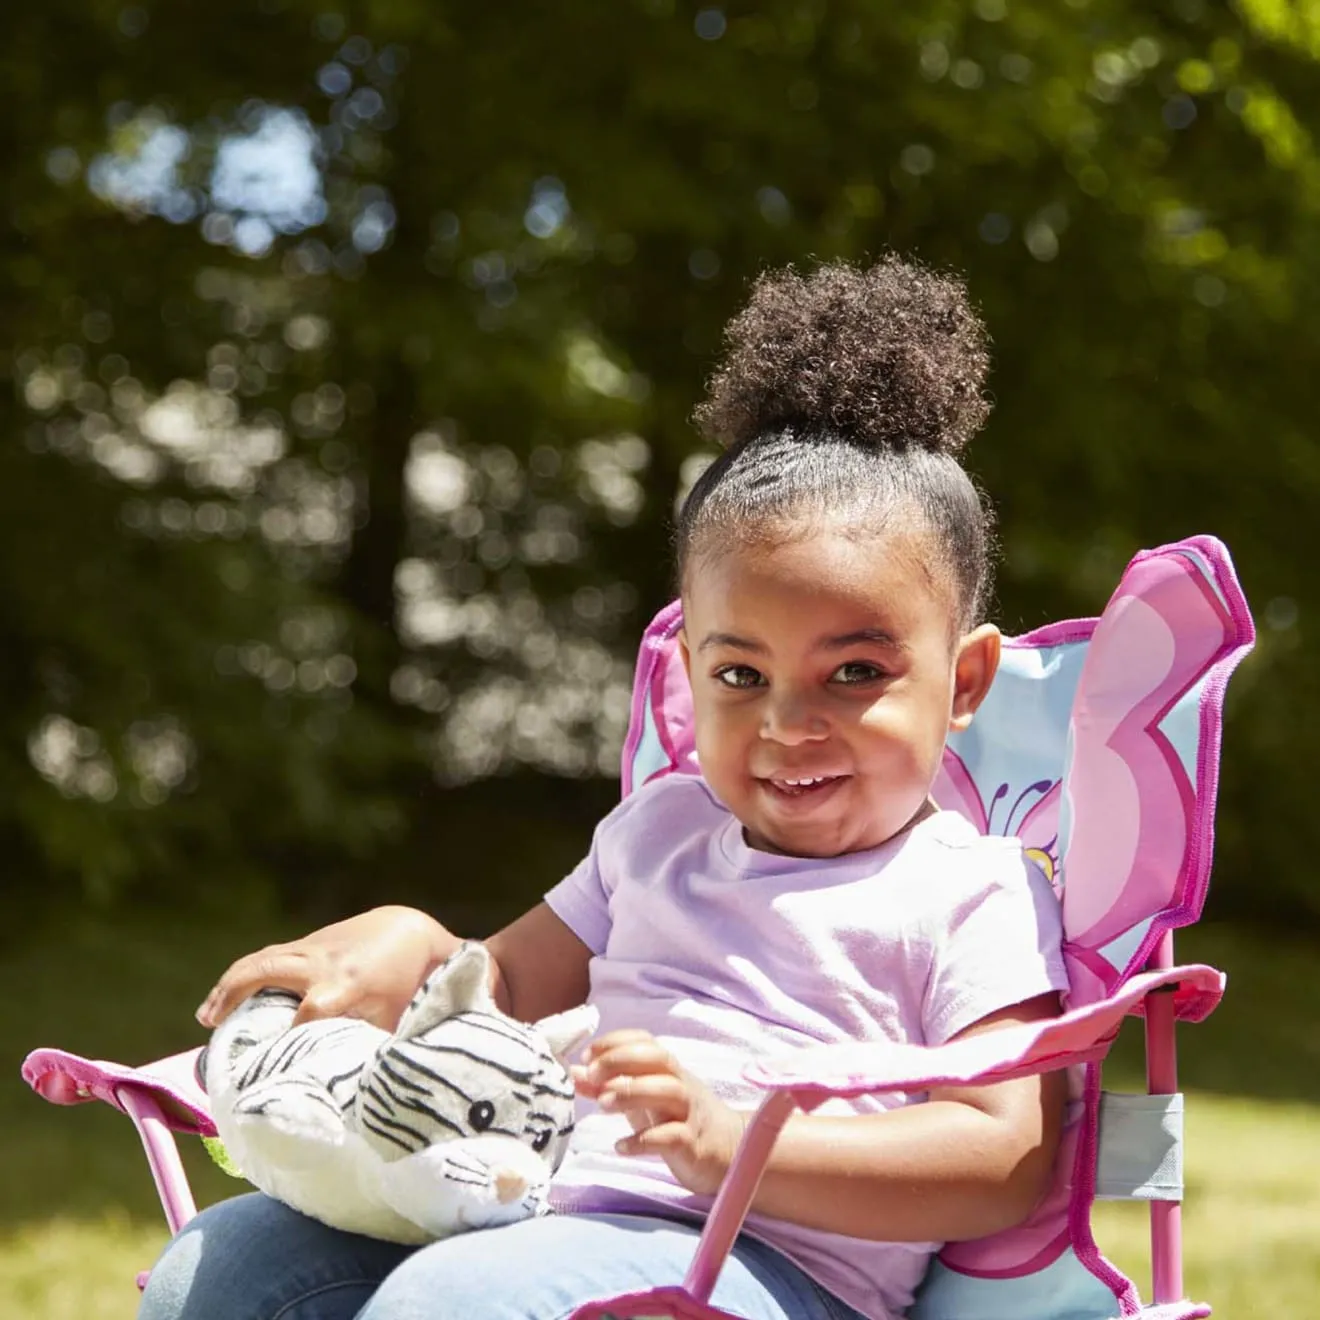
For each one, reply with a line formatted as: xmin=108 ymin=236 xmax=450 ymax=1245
xmin=2 ymin=1 xmax=1318 ymax=1315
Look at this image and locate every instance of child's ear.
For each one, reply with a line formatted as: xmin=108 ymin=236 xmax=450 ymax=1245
xmin=678 ymin=627 xmax=691 ymax=677
xmin=950 ymin=624 xmax=1000 ymax=732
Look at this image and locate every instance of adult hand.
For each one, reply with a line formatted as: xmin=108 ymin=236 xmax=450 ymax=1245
xmin=573 ymin=1029 xmax=746 ymax=1197
xmin=195 ymin=905 xmax=457 ymax=1031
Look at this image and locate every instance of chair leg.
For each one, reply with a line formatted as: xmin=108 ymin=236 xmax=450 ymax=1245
xmin=1144 ymin=931 xmax=1183 ymax=1305
xmin=117 ymin=1085 xmax=199 ymax=1236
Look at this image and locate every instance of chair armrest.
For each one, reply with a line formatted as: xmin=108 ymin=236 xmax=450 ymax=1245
xmin=745 ymin=963 xmax=1224 ymax=1101
xmin=22 ymin=1046 xmax=216 ymax=1135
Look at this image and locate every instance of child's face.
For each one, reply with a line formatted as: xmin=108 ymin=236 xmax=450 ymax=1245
xmin=679 ymin=522 xmax=999 ymax=858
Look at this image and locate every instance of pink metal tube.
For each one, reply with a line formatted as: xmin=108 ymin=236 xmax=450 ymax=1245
xmin=684 ymin=1089 xmax=798 ymax=1303
xmin=117 ymin=1086 xmax=199 ymax=1237
xmin=1144 ymin=930 xmax=1182 ymax=1305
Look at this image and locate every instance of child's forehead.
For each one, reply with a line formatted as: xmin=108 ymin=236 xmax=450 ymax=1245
xmin=683 ymin=523 xmax=954 ymax=635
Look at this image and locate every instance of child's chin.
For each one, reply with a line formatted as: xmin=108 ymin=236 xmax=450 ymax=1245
xmin=749 ymin=823 xmax=844 ymax=860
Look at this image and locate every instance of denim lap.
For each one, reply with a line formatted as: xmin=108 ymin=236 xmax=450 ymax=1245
xmin=138 ymin=1193 xmax=413 ymax=1320
xmin=137 ymin=1193 xmax=864 ymax=1320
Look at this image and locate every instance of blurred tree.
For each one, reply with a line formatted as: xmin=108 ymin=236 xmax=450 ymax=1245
xmin=0 ymin=0 xmax=1313 ymax=923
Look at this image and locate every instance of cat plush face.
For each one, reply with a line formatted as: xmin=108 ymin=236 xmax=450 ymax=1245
xmin=356 ymin=942 xmax=585 ymax=1170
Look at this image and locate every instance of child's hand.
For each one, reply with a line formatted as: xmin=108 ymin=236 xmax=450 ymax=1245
xmin=196 ymin=906 xmax=455 ymax=1031
xmin=573 ymin=1029 xmax=746 ymax=1197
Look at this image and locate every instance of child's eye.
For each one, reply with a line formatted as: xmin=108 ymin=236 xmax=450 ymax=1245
xmin=830 ymin=661 xmax=885 ymax=685
xmin=714 ymin=665 xmax=765 ymax=690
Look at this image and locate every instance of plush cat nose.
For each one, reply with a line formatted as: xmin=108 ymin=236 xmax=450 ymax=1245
xmin=495 ymin=1168 xmax=529 ymax=1203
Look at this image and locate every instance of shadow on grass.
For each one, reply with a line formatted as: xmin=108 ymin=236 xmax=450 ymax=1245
xmin=3 ymin=908 xmax=1315 ymax=1232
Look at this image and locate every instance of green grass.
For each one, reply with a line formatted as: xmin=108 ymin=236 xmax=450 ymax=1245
xmin=1093 ymin=1094 xmax=1320 ymax=1313
xmin=3 ymin=913 xmax=1319 ymax=1318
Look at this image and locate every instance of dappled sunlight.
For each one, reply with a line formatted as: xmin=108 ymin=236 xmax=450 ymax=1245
xmin=209 ymin=109 xmax=327 ymax=257
xmin=27 ymin=716 xmax=120 ymax=803
xmin=139 ymin=383 xmax=286 ymax=491
xmin=87 ymin=104 xmax=327 ymax=260
xmin=86 ymin=113 xmax=195 ymax=223
xmin=575 ymin=434 xmax=650 ymax=524
xmin=27 ymin=714 xmax=196 ymax=808
xmin=392 ymin=426 xmax=644 ymax=776
xmin=19 ymin=352 xmax=357 ymax=559
xmin=437 ymin=640 xmax=633 ymax=781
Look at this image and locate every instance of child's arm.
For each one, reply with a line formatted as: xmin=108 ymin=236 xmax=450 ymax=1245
xmin=578 ymin=992 xmax=1065 ymax=1243
xmin=197 ymin=902 xmax=591 ymax=1031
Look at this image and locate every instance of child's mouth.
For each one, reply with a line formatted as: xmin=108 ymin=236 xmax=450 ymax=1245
xmin=764 ymin=774 xmax=846 ymax=799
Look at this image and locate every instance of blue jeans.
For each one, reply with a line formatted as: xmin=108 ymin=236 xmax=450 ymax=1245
xmin=137 ymin=1193 xmax=867 ymax=1320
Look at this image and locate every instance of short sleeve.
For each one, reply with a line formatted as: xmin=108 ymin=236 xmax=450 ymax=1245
xmin=544 ymin=839 xmax=613 ymax=957
xmin=923 ymin=848 xmax=1068 ymax=1046
xmin=542 ymin=777 xmax=707 ymax=958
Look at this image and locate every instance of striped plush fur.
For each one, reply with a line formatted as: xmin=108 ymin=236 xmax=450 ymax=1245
xmin=203 ymin=942 xmax=597 ymax=1244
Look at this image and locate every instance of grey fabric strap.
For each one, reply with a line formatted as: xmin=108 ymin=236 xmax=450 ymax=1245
xmin=1095 ymin=1091 xmax=1184 ymax=1201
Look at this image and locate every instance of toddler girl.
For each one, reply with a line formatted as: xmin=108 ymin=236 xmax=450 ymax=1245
xmin=143 ymin=256 xmax=1068 ymax=1320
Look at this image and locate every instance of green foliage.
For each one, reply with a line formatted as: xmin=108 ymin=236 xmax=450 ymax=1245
xmin=0 ymin=0 xmax=1313 ymax=917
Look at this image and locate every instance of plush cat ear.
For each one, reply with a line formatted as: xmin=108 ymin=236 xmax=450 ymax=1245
xmin=394 ymin=941 xmax=495 ymax=1040
xmin=533 ymin=1004 xmax=599 ymax=1063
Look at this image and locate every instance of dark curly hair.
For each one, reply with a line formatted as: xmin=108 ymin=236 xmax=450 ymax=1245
xmin=677 ymin=255 xmax=997 ymax=630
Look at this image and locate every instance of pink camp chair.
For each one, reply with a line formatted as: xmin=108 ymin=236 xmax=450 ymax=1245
xmin=23 ymin=534 xmax=1254 ymax=1319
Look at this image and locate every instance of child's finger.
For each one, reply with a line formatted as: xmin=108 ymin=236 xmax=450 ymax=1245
xmin=580 ymin=1029 xmax=655 ymax=1061
xmin=196 ymin=946 xmax=314 ymax=1026
xmin=291 ymin=983 xmax=358 ymax=1026
xmin=569 ymin=1063 xmax=601 ymax=1097
xmin=616 ymin=1121 xmax=690 ymax=1157
xmin=584 ymin=1040 xmax=679 ymax=1084
xmin=598 ymin=1074 xmax=689 ymax=1119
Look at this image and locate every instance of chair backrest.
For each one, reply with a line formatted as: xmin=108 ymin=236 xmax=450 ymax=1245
xmin=619 ymin=536 xmax=1254 ymax=1318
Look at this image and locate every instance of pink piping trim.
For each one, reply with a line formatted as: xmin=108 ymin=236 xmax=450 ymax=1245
xmin=570 ymin=1286 xmax=743 ymax=1320
xmin=621 ymin=599 xmax=683 ymax=796
xmin=1076 ymin=556 xmax=1222 ymax=966
xmin=1003 ymin=617 xmax=1098 ymax=649
xmin=1071 ymin=1061 xmax=1142 ymax=1314
xmin=937 ymin=1228 xmax=1071 ymax=1280
xmin=649 ymin=658 xmax=684 ymax=780
xmin=1113 ymin=538 xmax=1254 ymax=983
xmin=1066 ymin=939 xmax=1123 ymax=988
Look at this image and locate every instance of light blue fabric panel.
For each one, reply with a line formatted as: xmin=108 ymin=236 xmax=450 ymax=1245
xmin=1172 ymin=543 xmax=1230 ymax=614
xmin=1057 ymin=724 xmax=1076 ymax=893
xmin=1096 ymin=1092 xmax=1184 ymax=1202
xmin=1097 ymin=915 xmax=1155 ymax=981
xmin=912 ymin=1245 xmax=1122 ymax=1320
xmin=629 ymin=696 xmax=670 ymax=788
xmin=946 ymin=641 xmax=1089 ymax=833
xmin=1158 ymin=680 xmax=1205 ymax=791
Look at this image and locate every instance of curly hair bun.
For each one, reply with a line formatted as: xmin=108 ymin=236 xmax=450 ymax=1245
xmin=693 ymin=256 xmax=991 ymax=456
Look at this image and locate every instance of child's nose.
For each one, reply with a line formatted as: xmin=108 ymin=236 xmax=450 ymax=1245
xmin=760 ymin=692 xmax=830 ymax=744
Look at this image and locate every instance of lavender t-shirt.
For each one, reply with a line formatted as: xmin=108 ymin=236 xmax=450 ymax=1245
xmin=545 ymin=774 xmax=1067 ymax=1320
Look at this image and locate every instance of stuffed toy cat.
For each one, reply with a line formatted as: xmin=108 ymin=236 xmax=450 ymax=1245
xmin=201 ymin=941 xmax=597 ymax=1244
